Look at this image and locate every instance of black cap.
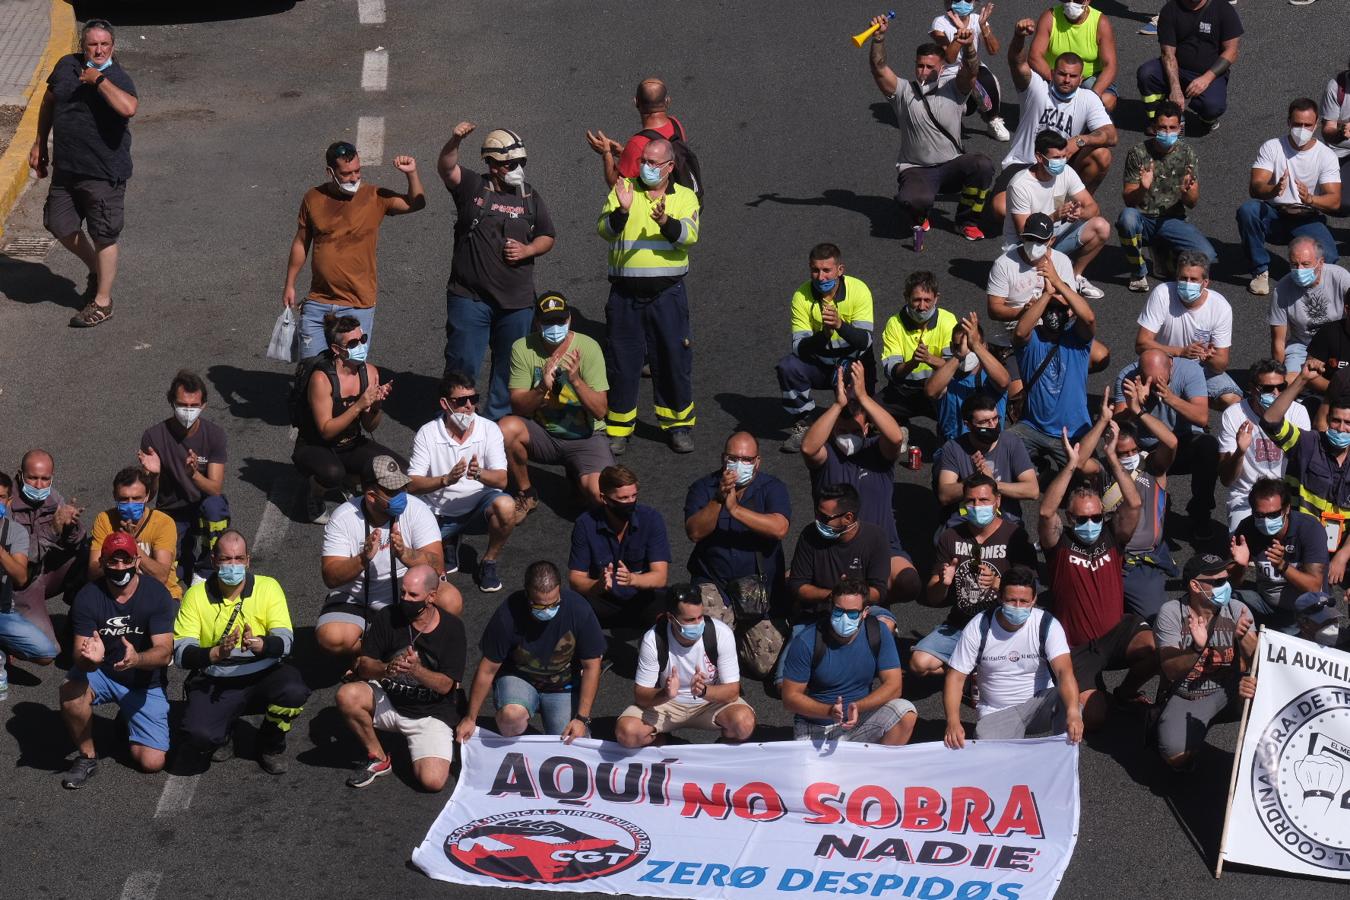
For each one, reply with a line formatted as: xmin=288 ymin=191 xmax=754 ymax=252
xmin=1019 ymin=212 xmax=1055 ymax=242
xmin=535 ymin=291 xmax=570 ymax=324
xmin=1182 ymin=552 xmax=1231 ymax=582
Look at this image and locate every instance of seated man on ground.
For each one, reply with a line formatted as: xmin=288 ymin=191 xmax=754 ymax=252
xmin=923 ymin=311 xmax=1013 ymax=446
xmin=1229 ymin=478 xmax=1327 ymax=635
xmin=1218 ymin=361 xmax=1309 ymax=532
xmin=877 ymin=271 xmax=958 ymax=434
xmin=0 ymin=473 xmax=59 ymax=685
xmin=88 ymin=466 xmax=181 ymax=601
xmin=1268 ymin=237 xmax=1350 ymax=375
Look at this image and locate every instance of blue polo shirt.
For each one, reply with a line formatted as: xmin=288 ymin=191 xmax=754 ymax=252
xmin=683 ymin=470 xmax=791 ymax=595
xmin=1014 ymin=326 xmax=1092 ymax=439
xmin=568 ymin=503 xmax=672 ymax=603
xmin=935 ymin=369 xmax=1009 ymax=443
xmin=1111 ymin=356 xmax=1207 ymax=444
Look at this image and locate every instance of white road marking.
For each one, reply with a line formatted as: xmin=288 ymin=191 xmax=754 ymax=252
xmin=250 ymin=428 xmax=301 ymax=564
xmin=154 ymin=774 xmax=199 ymax=817
xmin=361 ymin=49 xmax=388 ymax=92
xmin=119 ymin=872 xmax=162 ymax=900
xmin=357 ymin=0 xmax=385 ymax=24
xmin=356 ymin=116 xmax=385 ymax=166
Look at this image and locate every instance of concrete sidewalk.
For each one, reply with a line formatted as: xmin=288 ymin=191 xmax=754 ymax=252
xmin=0 ymin=0 xmax=73 ymax=240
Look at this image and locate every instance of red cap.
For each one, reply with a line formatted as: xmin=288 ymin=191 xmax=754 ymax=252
xmin=100 ymin=531 xmax=139 ymax=561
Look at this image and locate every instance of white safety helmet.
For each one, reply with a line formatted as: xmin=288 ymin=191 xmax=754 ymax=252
xmin=480 ymin=129 xmax=527 ymax=164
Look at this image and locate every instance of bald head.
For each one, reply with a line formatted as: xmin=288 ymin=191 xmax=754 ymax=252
xmin=643 ymin=138 xmax=674 ymax=164
xmin=214 ymin=530 xmax=249 ymax=561
xmin=1139 ymin=349 xmax=1171 ymax=383
xmin=405 ymin=564 xmax=440 ymax=597
xmin=20 ymin=448 xmax=53 ymax=474
xmin=636 ymin=78 xmax=669 ymax=113
xmin=724 ymin=431 xmax=759 ymax=458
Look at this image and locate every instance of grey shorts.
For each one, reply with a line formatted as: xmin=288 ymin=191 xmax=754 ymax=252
xmin=524 ymin=418 xmax=613 ymax=477
xmin=316 ymin=596 xmax=380 ymax=631
xmin=43 ymin=172 xmax=126 ymax=243
xmin=793 ymin=698 xmax=916 ymax=744
xmin=1156 ymin=682 xmax=1237 ymax=759
xmin=975 ymin=689 xmax=1067 ymax=740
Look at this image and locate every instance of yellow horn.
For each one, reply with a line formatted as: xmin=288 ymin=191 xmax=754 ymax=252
xmin=851 ymin=22 xmax=882 ymax=47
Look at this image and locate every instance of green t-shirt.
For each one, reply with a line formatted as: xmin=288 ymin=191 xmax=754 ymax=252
xmin=508 ymin=331 xmax=609 ymax=438
xmin=1122 ymin=139 xmax=1199 ymax=220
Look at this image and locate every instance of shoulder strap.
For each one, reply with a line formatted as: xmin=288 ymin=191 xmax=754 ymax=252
xmin=911 ymin=80 xmax=964 ymax=155
xmin=976 ymin=608 xmax=994 ymax=663
xmin=1020 ymin=332 xmax=1063 ymax=396
xmin=655 ymin=616 xmax=671 ymax=676
xmin=1038 ymin=610 xmax=1058 ymax=685
xmin=702 ymin=622 xmax=719 ymax=673
xmin=866 ymin=616 xmax=882 ymax=661
xmin=812 ymin=624 xmax=826 ymax=669
xmin=467 ymin=180 xmax=493 ymax=233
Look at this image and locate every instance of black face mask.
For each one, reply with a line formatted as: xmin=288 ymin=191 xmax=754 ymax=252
xmin=606 ymin=500 xmax=637 ymax=520
xmin=106 ymin=567 xmax=134 ymax=587
xmin=1041 ymin=308 xmax=1069 ymax=334
xmin=970 ymin=425 xmax=1000 ymax=444
xmin=399 ymin=600 xmax=428 ymax=621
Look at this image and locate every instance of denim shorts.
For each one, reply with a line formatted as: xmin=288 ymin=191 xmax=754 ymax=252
xmin=437 ymin=489 xmax=508 ymax=540
xmin=70 ymin=667 xmax=171 ymax=751
xmin=493 ymin=673 xmax=576 ymax=735
xmin=913 ymin=620 xmax=964 ymax=664
xmin=0 ymin=609 xmax=60 ymax=660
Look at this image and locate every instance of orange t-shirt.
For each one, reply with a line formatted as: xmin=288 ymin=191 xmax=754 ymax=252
xmin=298 ymin=184 xmax=397 ymax=309
xmin=91 ymin=509 xmax=183 ymax=600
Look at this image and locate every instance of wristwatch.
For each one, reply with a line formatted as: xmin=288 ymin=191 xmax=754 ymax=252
xmin=95 ymin=74 xmax=107 ymax=86
xmin=575 ymin=715 xmax=593 ymax=728
xmin=1075 ymin=137 xmax=1087 ymax=150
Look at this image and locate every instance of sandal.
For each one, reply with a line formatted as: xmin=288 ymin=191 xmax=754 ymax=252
xmin=70 ymin=301 xmax=113 ymax=328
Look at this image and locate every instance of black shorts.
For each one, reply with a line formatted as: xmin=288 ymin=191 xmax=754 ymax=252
xmin=1069 ymin=613 xmax=1150 ymax=690
xmin=43 ymin=172 xmax=126 ymax=243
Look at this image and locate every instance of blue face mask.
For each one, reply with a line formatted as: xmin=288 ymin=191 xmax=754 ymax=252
xmin=728 ymin=460 xmax=755 ymax=486
xmin=1255 ymin=514 xmax=1284 ymax=536
xmin=86 ymin=58 xmax=112 ymax=72
xmin=1153 ymin=131 xmax=1179 ymax=149
xmin=1049 ymin=85 xmax=1077 ymax=102
xmin=1001 ymin=604 xmax=1033 ymax=626
xmin=217 ymin=563 xmax=247 ymax=586
xmin=1257 ymin=391 xmax=1277 ymax=409
xmin=830 ymin=610 xmax=862 ymax=638
xmin=384 ymin=491 xmax=408 ymax=517
xmin=678 ymin=620 xmax=706 ymax=641
xmin=1327 ymin=429 xmax=1350 ymax=449
xmin=951 ymin=1 xmax=975 ymax=14
xmin=1044 ymin=157 xmax=1067 ymax=176
xmin=346 ymin=342 xmax=369 ymax=364
xmin=541 ymin=323 xmax=569 ymax=345
xmin=815 ymin=278 xmax=838 ymax=294
xmin=21 ymin=482 xmax=50 ymax=504
xmin=640 ymin=162 xmax=664 ymax=187
xmin=1293 ymin=267 xmax=1318 ymax=288
xmin=0 ymin=502 xmax=7 ymax=519
xmin=117 ymin=501 xmax=145 ymax=522
xmin=1176 ymin=281 xmax=1203 ymax=304
xmin=815 ymin=520 xmax=844 ymax=540
xmin=1206 ymin=581 xmax=1233 ymax=607
xmin=1073 ymin=519 xmax=1103 ymax=543
xmin=965 ymin=504 xmax=996 ymax=527
xmin=531 ymin=603 xmax=560 ymax=622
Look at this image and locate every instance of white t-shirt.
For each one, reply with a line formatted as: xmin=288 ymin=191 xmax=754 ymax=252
xmin=1002 ymin=166 xmax=1087 ymax=249
xmin=408 ymin=414 xmax=508 ymax=518
xmin=1136 ymin=282 xmax=1233 ymax=350
xmin=1268 ymin=264 xmax=1350 ymax=347
xmin=320 ymin=495 xmax=441 ymax=610
xmin=1319 ymin=76 xmax=1350 ymax=160
xmin=985 ymin=246 xmax=1077 ymax=339
xmin=1251 ymin=137 xmax=1342 ymax=209
xmin=1218 ymin=397 xmax=1311 ymax=530
xmin=949 ymin=608 xmax=1071 ymax=717
xmin=634 ymin=618 xmax=739 ymax=707
xmin=1004 ymin=72 xmax=1112 ymax=168
xmin=930 ymin=12 xmax=981 ymax=76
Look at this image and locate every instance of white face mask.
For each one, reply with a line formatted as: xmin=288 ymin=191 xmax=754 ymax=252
xmin=1119 ymin=453 xmax=1141 ymax=472
xmin=834 ymin=433 xmax=864 ymax=457
xmin=336 ymin=179 xmax=361 ymax=194
xmin=1314 ymin=622 xmax=1339 ymax=646
xmin=174 ymin=406 xmax=202 ymax=429
xmin=1290 ymin=126 xmax=1316 ymax=147
xmin=501 ymin=166 xmax=525 ymax=188
xmin=960 ymin=351 xmax=979 ymax=374
xmin=1063 ymin=1 xmax=1086 ymax=18
xmin=449 ymin=411 xmax=474 ymax=432
xmin=1022 ymin=240 xmax=1048 ymax=261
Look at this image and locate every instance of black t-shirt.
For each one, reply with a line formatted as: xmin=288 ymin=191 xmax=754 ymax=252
xmin=140 ymin=418 xmax=229 ymax=511
xmin=786 ymin=522 xmax=891 ymax=615
xmin=363 ymin=605 xmax=467 ymax=723
xmin=1158 ymin=0 xmax=1243 ymax=74
xmin=809 ymin=437 xmax=900 ymax=551
xmin=47 ymin=54 xmax=137 ymax=181
xmin=70 ymin=575 xmax=175 ymax=690
xmin=447 ymin=169 xmax=557 ymax=310
xmin=479 ymin=589 xmax=605 ymax=693
xmin=935 ymin=518 xmax=1039 ymax=627
xmin=1307 ymin=319 xmax=1350 ymax=376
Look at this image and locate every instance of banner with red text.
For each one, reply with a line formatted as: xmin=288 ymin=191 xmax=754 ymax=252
xmin=412 ymin=734 xmax=1080 ymax=899
xmin=1220 ymin=630 xmax=1350 ymax=880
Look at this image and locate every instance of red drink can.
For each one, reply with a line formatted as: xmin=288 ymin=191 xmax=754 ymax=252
xmin=908 ymin=446 xmax=922 ymax=470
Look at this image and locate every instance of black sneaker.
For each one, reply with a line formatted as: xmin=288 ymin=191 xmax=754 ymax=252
xmin=346 ymin=755 xmax=392 ymax=788
xmin=668 ymin=427 xmax=694 ymax=454
xmin=61 ymin=754 xmax=98 ymax=790
xmin=443 ymin=534 xmax=461 ymax=575
xmin=211 ymin=742 xmax=235 ymax=763
xmin=259 ymin=749 xmax=288 ymax=775
xmin=478 ymin=559 xmax=503 ymax=593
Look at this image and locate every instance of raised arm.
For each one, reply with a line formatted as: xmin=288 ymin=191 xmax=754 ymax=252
xmin=868 ymin=15 xmax=900 ymax=97
xmin=1007 ymin=18 xmax=1036 ymax=93
xmin=437 ymin=121 xmax=476 ymax=188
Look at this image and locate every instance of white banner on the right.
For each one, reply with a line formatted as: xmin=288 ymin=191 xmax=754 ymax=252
xmin=1220 ymin=630 xmax=1350 ymax=879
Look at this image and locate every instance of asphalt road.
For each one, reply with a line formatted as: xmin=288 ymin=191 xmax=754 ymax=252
xmin=1 ymin=0 xmax=1348 ymax=897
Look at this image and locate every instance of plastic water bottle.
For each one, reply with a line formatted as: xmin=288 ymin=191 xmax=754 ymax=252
xmin=0 ymin=650 xmax=8 ymax=702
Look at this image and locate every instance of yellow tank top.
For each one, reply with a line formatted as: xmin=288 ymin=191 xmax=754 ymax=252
xmin=1044 ymin=6 xmax=1103 ymax=78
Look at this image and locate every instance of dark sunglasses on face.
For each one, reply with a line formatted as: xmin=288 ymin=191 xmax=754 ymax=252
xmin=339 ymin=334 xmax=369 ymax=350
xmin=1197 ymin=576 xmax=1230 ymax=588
xmin=447 ymin=394 xmax=479 ymax=408
xmin=1069 ymin=513 xmax=1105 ymax=525
xmin=831 ymin=607 xmax=863 ymax=621
xmin=490 ymin=159 xmax=524 ymax=171
xmin=1257 ymin=384 xmax=1286 ymax=394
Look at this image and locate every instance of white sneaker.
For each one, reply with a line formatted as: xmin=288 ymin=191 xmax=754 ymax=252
xmin=1248 ymin=271 xmax=1271 ymax=296
xmin=987 ymin=116 xmax=1010 ymax=142
xmin=1077 ymin=276 xmax=1105 ymax=300
xmin=1127 ymin=275 xmax=1150 ymax=293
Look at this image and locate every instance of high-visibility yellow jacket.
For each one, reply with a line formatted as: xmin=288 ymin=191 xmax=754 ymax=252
xmin=597 ymin=179 xmax=700 ymax=279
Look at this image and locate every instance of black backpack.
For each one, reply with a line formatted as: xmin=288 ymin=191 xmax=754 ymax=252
xmin=639 ymin=119 xmax=704 ymax=204
xmin=287 ymin=350 xmax=367 ymax=430
xmin=653 ymin=613 xmax=720 ymax=679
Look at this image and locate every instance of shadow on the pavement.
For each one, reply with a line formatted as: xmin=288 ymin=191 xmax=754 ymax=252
xmin=711 ymin=392 xmax=789 ymax=442
xmin=0 ymin=255 xmax=84 ymax=311
xmin=207 ymin=363 xmax=290 ymax=427
xmin=4 ymin=699 xmax=120 ymax=772
xmin=71 ymin=0 xmax=298 ymax=25
xmin=378 ymin=368 xmax=440 ymax=433
xmin=295 ymin=705 xmax=356 ymax=771
xmin=745 ymin=190 xmax=905 ymax=241
xmin=235 ymin=456 xmax=304 ymax=524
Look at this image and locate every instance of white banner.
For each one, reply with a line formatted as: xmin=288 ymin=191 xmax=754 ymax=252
xmin=1220 ymin=630 xmax=1350 ymax=879
xmin=412 ymin=735 xmax=1080 ymax=899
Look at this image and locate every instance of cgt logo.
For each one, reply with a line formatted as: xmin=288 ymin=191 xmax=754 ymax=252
xmin=444 ymin=808 xmax=651 ymax=884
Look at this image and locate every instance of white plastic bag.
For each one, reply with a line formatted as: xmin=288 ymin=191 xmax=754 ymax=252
xmin=266 ymin=307 xmax=297 ymax=362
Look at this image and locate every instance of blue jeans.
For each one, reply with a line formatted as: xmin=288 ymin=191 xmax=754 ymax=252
xmin=1236 ymin=201 xmax=1340 ymax=276
xmin=298 ymin=301 xmax=376 ymax=359
xmin=444 ymin=293 xmax=534 ymax=421
xmin=1115 ymin=208 xmax=1217 ymax=278
xmin=493 ymin=674 xmax=576 ymax=735
xmin=436 ymin=489 xmax=507 ymax=539
xmin=0 ymin=609 xmax=59 ymax=660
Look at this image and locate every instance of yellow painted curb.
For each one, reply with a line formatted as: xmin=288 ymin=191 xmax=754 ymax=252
xmin=0 ymin=0 xmax=77 ymax=241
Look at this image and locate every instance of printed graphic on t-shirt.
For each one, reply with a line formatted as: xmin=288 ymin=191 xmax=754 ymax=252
xmin=511 ymin=631 xmax=577 ymax=690
xmin=96 ymin=614 xmax=145 ymax=640
xmin=381 ymin=645 xmax=448 ymax=704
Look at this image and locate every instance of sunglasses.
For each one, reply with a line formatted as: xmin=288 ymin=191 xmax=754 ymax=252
xmin=339 ymin=334 xmax=369 ymax=350
xmin=529 ymin=601 xmax=560 ymax=613
xmin=447 ymin=394 xmax=479 ymax=408
xmin=831 ymin=607 xmax=863 ymax=621
xmin=1256 ymin=384 xmax=1287 ymax=394
xmin=639 ymin=158 xmax=671 ymax=168
xmin=1197 ymin=576 xmax=1231 ymax=588
xmin=1069 ymin=513 xmax=1104 ymax=525
xmin=490 ymin=159 xmax=524 ymax=171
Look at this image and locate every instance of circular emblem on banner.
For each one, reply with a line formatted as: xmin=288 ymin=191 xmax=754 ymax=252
xmin=1249 ymin=685 xmax=1350 ymax=871
xmin=443 ymin=808 xmax=652 ymax=884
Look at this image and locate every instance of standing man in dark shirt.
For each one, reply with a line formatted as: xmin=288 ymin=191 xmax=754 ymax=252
xmin=438 ymin=122 xmax=557 ymax=421
xmin=28 ymin=19 xmax=137 ymax=328
xmin=1136 ymin=0 xmax=1242 ymax=132
xmin=137 ymin=370 xmax=229 ymax=586
xmin=58 ymin=532 xmax=175 ymax=789
xmin=337 ymin=565 xmax=465 ymax=791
